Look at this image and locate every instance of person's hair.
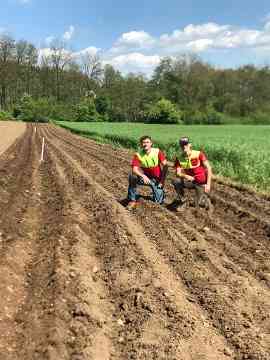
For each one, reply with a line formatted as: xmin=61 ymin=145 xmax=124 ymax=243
xmin=179 ymin=136 xmax=190 ymax=147
xmin=140 ymin=135 xmax=152 ymax=144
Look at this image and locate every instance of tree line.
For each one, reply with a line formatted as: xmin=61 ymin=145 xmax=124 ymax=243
xmin=1 ymin=34 xmax=270 ymax=124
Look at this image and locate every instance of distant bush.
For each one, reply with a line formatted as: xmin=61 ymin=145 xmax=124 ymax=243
xmin=146 ymin=98 xmax=182 ymax=124
xmin=95 ymin=96 xmax=111 ymax=117
xmin=182 ymin=107 xmax=223 ymax=125
xmin=13 ymin=94 xmax=50 ymax=122
xmin=13 ymin=94 xmax=35 ymax=121
xmin=74 ymin=98 xmax=103 ymax=122
xmin=49 ymin=103 xmax=76 ymax=122
xmin=107 ymin=107 xmax=127 ymax=122
xmin=220 ymin=112 xmax=270 ymax=125
xmin=246 ymin=112 xmax=270 ymax=125
xmin=0 ymin=110 xmax=14 ymax=121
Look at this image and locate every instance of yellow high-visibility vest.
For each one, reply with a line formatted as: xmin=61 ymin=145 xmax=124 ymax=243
xmin=136 ymin=148 xmax=160 ymax=168
xmin=178 ymin=150 xmax=201 ymax=169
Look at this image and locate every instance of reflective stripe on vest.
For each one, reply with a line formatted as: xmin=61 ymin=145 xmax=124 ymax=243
xmin=136 ymin=148 xmax=160 ymax=168
xmin=178 ymin=150 xmax=201 ymax=169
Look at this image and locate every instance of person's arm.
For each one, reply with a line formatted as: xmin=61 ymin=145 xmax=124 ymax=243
xmin=202 ymin=160 xmax=212 ymax=193
xmin=159 ymin=159 xmax=168 ymax=187
xmin=176 ymin=166 xmax=194 ymax=181
xmin=132 ymin=166 xmax=151 ymax=184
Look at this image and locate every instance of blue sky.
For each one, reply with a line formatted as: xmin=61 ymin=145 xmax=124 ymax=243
xmin=2 ymin=0 xmax=270 ymax=73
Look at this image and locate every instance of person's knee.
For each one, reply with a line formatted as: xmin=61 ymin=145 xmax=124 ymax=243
xmin=129 ymin=174 xmax=138 ymax=186
xmin=195 ymin=184 xmax=204 ymax=196
xmin=172 ymin=178 xmax=183 ymax=189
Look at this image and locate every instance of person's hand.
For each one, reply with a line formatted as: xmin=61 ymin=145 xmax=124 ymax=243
xmin=142 ymin=175 xmax=151 ymax=184
xmin=185 ymin=175 xmax=194 ymax=182
xmin=204 ymin=184 xmax=211 ymax=193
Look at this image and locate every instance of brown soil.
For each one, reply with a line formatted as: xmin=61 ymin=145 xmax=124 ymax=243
xmin=0 ymin=123 xmax=269 ymax=360
xmin=0 ymin=121 xmax=26 ymax=156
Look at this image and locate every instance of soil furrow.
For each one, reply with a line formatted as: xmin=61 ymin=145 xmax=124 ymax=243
xmin=0 ymin=125 xmax=41 ymax=359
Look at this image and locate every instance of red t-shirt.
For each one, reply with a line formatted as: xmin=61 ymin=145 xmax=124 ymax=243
xmin=131 ymin=150 xmax=166 ymax=182
xmin=174 ymin=151 xmax=208 ymax=184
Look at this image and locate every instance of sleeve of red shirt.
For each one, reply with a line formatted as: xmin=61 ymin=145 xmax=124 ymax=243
xmin=199 ymin=152 xmax=207 ymax=162
xmin=131 ymin=154 xmax=141 ymax=167
xmin=158 ymin=150 xmax=166 ymax=163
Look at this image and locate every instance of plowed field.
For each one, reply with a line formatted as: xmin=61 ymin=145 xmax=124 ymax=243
xmin=0 ymin=121 xmax=26 ymax=156
xmin=0 ymin=123 xmax=269 ymax=360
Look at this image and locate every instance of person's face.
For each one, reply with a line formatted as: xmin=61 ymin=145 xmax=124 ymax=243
xmin=180 ymin=143 xmax=191 ymax=155
xmin=141 ymin=138 xmax=152 ymax=152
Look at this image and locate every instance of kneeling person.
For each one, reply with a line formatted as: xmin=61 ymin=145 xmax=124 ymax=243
xmin=127 ymin=135 xmax=168 ymax=209
xmin=173 ymin=136 xmax=212 ymax=211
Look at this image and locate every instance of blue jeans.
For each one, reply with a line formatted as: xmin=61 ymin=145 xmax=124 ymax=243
xmin=127 ymin=174 xmax=165 ymax=204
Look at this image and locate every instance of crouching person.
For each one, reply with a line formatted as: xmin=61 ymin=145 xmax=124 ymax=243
xmin=127 ymin=135 xmax=168 ymax=210
xmin=172 ymin=136 xmax=212 ymax=211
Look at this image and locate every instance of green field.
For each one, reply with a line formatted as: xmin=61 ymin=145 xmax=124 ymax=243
xmin=57 ymin=121 xmax=270 ymax=193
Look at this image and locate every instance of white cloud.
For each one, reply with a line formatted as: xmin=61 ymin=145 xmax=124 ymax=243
xmin=104 ymin=52 xmax=160 ymax=74
xmin=111 ymin=30 xmax=155 ymax=54
xmin=37 ymin=17 xmax=270 ymax=74
xmin=63 ymin=25 xmax=75 ymax=41
xmin=264 ymin=21 xmax=270 ymax=32
xmin=73 ymin=46 xmax=101 ymax=63
xmin=107 ymin=22 xmax=270 ymax=59
xmin=76 ymin=46 xmax=100 ymax=57
xmin=156 ymin=21 xmax=270 ymax=54
xmin=160 ymin=23 xmax=228 ymax=48
xmin=186 ymin=39 xmax=213 ymax=52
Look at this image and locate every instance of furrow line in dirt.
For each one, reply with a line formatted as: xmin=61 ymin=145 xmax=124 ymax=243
xmin=42 ymin=127 xmax=235 ymax=359
xmin=212 ymin=192 xmax=270 ymax=238
xmin=0 ymin=125 xmax=34 ymax=257
xmin=0 ymin=125 xmax=42 ymax=359
xmin=43 ymin=138 xmax=117 ymax=359
xmin=13 ymin=129 xmax=73 ymax=360
xmin=48 ymin=125 xmax=131 ymax=166
xmin=214 ymin=184 xmax=270 ymax=218
xmin=15 ymin=129 xmax=116 ymax=359
xmin=134 ymin=204 xmax=270 ymax=360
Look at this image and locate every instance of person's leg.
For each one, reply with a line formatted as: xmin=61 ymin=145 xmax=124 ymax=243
xmin=194 ymin=184 xmax=204 ymax=207
xmin=194 ymin=184 xmax=212 ymax=211
xmin=127 ymin=174 xmax=144 ymax=201
xmin=172 ymin=178 xmax=195 ymax=200
xmin=172 ymin=178 xmax=185 ymax=200
xmin=171 ymin=178 xmax=195 ymax=210
xmin=149 ymin=179 xmax=165 ymax=204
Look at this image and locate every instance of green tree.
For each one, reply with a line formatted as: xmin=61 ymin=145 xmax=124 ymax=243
xmin=74 ymin=97 xmax=101 ymax=122
xmin=147 ymin=98 xmax=182 ymax=124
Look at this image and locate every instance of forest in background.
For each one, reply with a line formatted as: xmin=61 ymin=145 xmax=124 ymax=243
xmin=1 ymin=34 xmax=270 ymax=124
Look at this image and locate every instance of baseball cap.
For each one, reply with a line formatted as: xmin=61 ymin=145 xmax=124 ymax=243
xmin=179 ymin=137 xmax=190 ymax=147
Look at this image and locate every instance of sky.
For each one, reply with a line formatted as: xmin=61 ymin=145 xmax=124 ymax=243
xmin=1 ymin=0 xmax=270 ymax=74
